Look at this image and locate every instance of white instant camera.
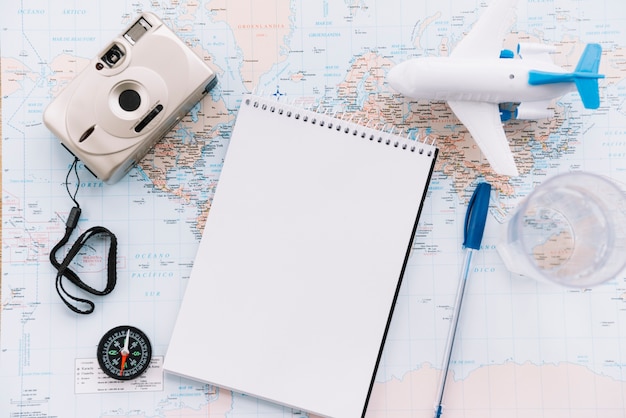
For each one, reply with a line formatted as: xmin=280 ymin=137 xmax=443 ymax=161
xmin=44 ymin=13 xmax=217 ymax=184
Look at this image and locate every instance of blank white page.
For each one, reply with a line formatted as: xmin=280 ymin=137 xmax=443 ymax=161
xmin=164 ymin=95 xmax=437 ymax=418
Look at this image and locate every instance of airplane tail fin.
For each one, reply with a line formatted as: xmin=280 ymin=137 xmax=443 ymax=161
xmin=527 ymin=43 xmax=604 ymax=109
xmin=574 ymin=43 xmax=603 ymax=109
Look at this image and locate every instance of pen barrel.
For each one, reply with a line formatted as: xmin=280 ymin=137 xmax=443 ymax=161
xmin=433 ymin=248 xmax=475 ymax=416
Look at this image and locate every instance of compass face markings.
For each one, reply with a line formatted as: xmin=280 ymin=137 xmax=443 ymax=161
xmin=97 ymin=325 xmax=152 ymax=380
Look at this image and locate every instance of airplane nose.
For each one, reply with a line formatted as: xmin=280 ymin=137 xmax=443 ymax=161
xmin=387 ymin=62 xmax=409 ymax=94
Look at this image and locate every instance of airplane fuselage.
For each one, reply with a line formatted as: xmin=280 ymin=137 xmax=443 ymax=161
xmin=390 ymin=57 xmax=576 ymax=104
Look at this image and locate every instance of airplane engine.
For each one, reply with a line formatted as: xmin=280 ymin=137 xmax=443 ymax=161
xmin=515 ymin=105 xmax=554 ymax=120
xmin=517 ymin=42 xmax=557 ymax=58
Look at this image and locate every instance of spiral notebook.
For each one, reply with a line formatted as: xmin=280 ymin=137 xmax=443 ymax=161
xmin=164 ymin=94 xmax=438 ymax=417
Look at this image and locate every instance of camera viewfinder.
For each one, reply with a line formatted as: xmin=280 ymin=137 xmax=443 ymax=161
xmin=101 ymin=44 xmax=125 ymax=68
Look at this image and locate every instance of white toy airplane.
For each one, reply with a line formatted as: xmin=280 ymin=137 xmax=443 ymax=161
xmin=387 ymin=0 xmax=604 ymax=176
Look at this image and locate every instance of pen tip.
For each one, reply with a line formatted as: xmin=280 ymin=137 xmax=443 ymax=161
xmin=435 ymin=405 xmax=443 ymax=418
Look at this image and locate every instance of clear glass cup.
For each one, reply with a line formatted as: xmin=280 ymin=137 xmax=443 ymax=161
xmin=497 ymin=172 xmax=626 ymax=287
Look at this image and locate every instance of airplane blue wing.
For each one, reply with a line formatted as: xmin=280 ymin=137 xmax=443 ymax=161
xmin=451 ymin=0 xmax=519 ymax=59
xmin=448 ymin=100 xmax=519 ymax=176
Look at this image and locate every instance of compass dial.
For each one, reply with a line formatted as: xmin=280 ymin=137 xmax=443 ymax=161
xmin=97 ymin=325 xmax=152 ymax=380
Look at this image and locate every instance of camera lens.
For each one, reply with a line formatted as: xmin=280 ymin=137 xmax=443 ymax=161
xmin=101 ymin=44 xmax=125 ymax=68
xmin=119 ymin=89 xmax=141 ymax=112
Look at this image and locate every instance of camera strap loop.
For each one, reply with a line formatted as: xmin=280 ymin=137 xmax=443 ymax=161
xmin=50 ymin=224 xmax=118 ymax=315
xmin=49 ymin=158 xmax=119 ymax=315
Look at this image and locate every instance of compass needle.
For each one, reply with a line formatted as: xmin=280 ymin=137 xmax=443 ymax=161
xmin=119 ymin=329 xmax=130 ymax=376
xmin=97 ymin=326 xmax=152 ymax=380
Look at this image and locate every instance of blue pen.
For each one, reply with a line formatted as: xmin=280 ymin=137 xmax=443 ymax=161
xmin=434 ymin=182 xmax=491 ymax=418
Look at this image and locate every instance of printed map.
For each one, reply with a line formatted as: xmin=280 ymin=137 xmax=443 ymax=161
xmin=2 ymin=0 xmax=626 ymax=417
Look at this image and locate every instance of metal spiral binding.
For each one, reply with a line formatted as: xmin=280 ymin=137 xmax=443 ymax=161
xmin=243 ymin=96 xmax=435 ymax=156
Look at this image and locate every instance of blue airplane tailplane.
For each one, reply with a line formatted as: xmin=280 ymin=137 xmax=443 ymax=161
xmin=575 ymin=78 xmax=601 ymax=109
xmin=576 ymin=43 xmax=602 ymax=73
xmin=528 ymin=72 xmax=573 ymax=85
xmin=528 ymin=43 xmax=604 ymax=109
xmin=575 ymin=43 xmax=603 ymax=109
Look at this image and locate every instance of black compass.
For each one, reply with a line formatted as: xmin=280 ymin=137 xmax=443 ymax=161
xmin=97 ymin=325 xmax=152 ymax=380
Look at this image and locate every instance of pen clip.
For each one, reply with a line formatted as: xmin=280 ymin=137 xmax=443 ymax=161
xmin=463 ymin=182 xmax=491 ymax=250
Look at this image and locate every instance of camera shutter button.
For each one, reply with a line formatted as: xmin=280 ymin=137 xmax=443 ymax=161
xmin=119 ymin=89 xmax=141 ymax=112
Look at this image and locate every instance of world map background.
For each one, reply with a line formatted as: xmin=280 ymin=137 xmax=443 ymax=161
xmin=2 ymin=0 xmax=626 ymax=417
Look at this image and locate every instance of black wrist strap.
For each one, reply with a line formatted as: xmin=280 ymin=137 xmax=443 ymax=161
xmin=49 ymin=208 xmax=118 ymax=314
xmin=50 ymin=158 xmax=118 ymax=314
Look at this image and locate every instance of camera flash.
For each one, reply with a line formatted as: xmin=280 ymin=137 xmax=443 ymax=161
xmin=124 ymin=17 xmax=152 ymax=45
